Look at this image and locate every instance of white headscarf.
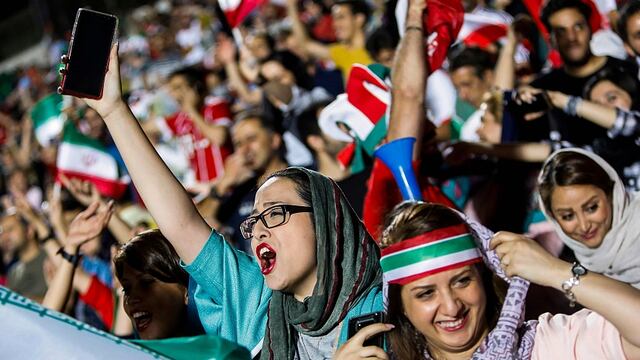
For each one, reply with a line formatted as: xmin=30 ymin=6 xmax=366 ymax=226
xmin=539 ymin=148 xmax=640 ymax=288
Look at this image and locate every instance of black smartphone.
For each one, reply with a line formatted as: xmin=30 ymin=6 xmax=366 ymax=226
xmin=347 ymin=312 xmax=385 ymax=348
xmin=59 ymin=8 xmax=118 ymax=99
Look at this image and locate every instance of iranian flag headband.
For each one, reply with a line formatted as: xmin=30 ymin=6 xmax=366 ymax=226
xmin=380 ymin=224 xmax=482 ymax=285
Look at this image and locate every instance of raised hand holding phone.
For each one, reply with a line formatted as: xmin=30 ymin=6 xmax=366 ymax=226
xmin=58 ymin=9 xmax=118 ymax=100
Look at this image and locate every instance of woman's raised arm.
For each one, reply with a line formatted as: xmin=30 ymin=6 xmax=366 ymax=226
xmin=82 ymin=45 xmax=211 ymax=263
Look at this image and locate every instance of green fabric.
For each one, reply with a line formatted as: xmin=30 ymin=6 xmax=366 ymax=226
xmin=260 ymin=167 xmax=383 ymax=359
xmin=132 ymin=335 xmax=250 ymax=360
xmin=450 ymin=98 xmax=476 ymax=140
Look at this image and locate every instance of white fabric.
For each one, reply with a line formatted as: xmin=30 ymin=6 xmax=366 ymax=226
xmin=426 ymin=70 xmax=456 ymax=126
xmin=0 ymin=287 xmax=157 ymax=359
xmin=539 ymin=148 xmax=640 ymax=288
xmin=591 ymin=29 xmax=626 ymax=60
xmin=459 ymin=108 xmax=483 ymax=142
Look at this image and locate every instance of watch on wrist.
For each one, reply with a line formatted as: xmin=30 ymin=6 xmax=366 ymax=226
xmin=561 ymin=262 xmax=587 ymax=307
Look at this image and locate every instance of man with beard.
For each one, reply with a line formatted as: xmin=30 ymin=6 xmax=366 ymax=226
xmin=524 ymin=0 xmax=636 ymax=146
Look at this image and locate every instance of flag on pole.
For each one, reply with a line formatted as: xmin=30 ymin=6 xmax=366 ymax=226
xmin=218 ymin=0 xmax=265 ymax=28
xmin=56 ymin=122 xmax=129 ymax=198
xmin=30 ymin=93 xmax=66 ymax=146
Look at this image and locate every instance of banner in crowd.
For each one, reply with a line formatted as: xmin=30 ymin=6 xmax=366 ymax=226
xmin=30 ymin=93 xmax=66 ymax=147
xmin=0 ymin=286 xmax=161 ymax=359
xmin=56 ymin=122 xmax=129 ymax=198
xmin=0 ymin=286 xmax=251 ymax=359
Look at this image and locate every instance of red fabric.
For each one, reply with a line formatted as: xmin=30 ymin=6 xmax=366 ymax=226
xmin=222 ymin=0 xmax=266 ymax=27
xmin=424 ymin=0 xmax=464 ymax=71
xmin=164 ymin=99 xmax=233 ymax=182
xmin=79 ymin=276 xmax=114 ymax=331
xmin=363 ymin=159 xmax=457 ymax=242
xmin=312 ymin=15 xmax=336 ymax=43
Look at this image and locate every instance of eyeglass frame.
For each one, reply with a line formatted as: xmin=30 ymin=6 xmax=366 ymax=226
xmin=239 ymin=204 xmax=313 ymax=239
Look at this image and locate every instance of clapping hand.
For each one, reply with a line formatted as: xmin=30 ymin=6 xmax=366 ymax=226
xmin=65 ymin=201 xmax=114 ymax=250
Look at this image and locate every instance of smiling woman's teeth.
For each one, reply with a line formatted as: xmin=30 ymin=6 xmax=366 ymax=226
xmin=132 ymin=311 xmax=149 ymax=319
xmin=438 ymin=318 xmax=463 ymax=328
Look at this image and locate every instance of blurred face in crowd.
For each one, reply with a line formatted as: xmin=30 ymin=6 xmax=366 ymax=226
xmin=401 ymin=265 xmax=488 ymax=356
xmin=120 ymin=263 xmax=187 ymax=339
xmin=82 ymin=108 xmax=105 ymax=140
xmin=551 ymin=184 xmax=613 ymax=248
xmin=250 ymin=177 xmax=317 ymax=300
xmin=623 ymin=11 xmax=640 ymax=57
xmin=451 ymin=66 xmax=491 ymax=109
xmin=167 ymin=74 xmax=194 ymax=106
xmin=332 ymin=4 xmax=364 ymax=43
xmin=260 ymin=60 xmax=296 ymax=87
xmin=476 ymin=106 xmax=501 ymax=144
xmin=588 ymin=80 xmax=632 ymax=111
xmin=247 ymin=34 xmax=272 ymax=61
xmin=8 ymin=170 xmax=28 ymax=194
xmin=549 ymin=8 xmax=592 ymax=67
xmin=0 ymin=215 xmax=27 ymax=254
xmin=231 ymin=118 xmax=281 ymax=173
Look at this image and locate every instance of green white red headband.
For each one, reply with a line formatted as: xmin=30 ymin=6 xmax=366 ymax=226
xmin=380 ymin=224 xmax=482 ymax=285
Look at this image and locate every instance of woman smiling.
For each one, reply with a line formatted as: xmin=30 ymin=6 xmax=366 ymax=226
xmin=538 ymin=148 xmax=640 ymax=288
xmin=366 ymin=202 xmax=640 ymax=359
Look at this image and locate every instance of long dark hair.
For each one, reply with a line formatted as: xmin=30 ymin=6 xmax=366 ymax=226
xmin=538 ymin=151 xmax=615 ymax=218
xmin=264 ymin=167 xmax=313 ymax=206
xmin=114 ymin=229 xmax=188 ymax=287
xmin=381 ymin=202 xmax=502 ymax=359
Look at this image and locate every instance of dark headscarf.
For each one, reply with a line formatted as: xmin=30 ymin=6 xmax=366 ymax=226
xmin=260 ymin=167 xmax=382 ymax=359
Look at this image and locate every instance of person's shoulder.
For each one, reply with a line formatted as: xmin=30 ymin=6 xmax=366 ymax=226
xmin=530 ymin=67 xmax=565 ymax=88
xmin=602 ymin=56 xmax=639 ymax=73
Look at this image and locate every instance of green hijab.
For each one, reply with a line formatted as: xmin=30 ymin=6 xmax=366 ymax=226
xmin=260 ymin=167 xmax=382 ymax=359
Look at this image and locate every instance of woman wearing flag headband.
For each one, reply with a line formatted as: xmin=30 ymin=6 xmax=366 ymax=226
xmin=375 ymin=202 xmax=640 ymax=359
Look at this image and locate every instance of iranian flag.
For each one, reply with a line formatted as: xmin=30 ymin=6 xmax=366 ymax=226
xmin=30 ymin=93 xmax=65 ymax=146
xmin=56 ymin=122 xmax=129 ymax=198
xmin=218 ymin=0 xmax=264 ymax=28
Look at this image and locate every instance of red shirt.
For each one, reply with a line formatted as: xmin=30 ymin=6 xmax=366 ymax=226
xmin=79 ymin=276 xmax=114 ymax=331
xmin=164 ymin=97 xmax=232 ymax=182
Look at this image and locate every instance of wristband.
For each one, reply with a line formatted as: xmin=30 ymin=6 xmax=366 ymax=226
xmin=563 ymin=96 xmax=582 ymax=117
xmin=38 ymin=232 xmax=54 ymax=245
xmin=405 ymin=26 xmax=423 ymax=33
xmin=57 ymin=247 xmax=83 ymax=266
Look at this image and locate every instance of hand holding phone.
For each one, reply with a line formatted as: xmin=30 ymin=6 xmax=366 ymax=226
xmin=336 ymin=312 xmax=391 ymax=359
xmin=58 ymin=8 xmax=118 ymax=99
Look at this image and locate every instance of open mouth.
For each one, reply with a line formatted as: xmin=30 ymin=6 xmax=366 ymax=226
xmin=132 ymin=311 xmax=152 ymax=332
xmin=436 ymin=310 xmax=469 ymax=332
xmin=581 ymin=228 xmax=598 ymax=241
xmin=256 ymin=243 xmax=277 ymax=275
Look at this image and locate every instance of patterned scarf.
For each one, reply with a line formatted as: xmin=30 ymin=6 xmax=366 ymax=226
xmin=260 ymin=167 xmax=382 ymax=360
xmin=382 ymin=213 xmax=538 ymax=359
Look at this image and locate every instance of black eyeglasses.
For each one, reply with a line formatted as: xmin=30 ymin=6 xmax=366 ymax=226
xmin=239 ymin=204 xmax=313 ymax=239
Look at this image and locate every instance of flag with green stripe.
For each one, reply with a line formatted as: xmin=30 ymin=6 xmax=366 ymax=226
xmin=381 ymin=224 xmax=481 ymax=285
xmin=56 ymin=122 xmax=129 ymax=198
xmin=31 ymin=93 xmax=65 ymax=146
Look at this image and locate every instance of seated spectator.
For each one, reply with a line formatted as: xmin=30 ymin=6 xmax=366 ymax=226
xmin=538 ymin=148 xmax=640 ymax=289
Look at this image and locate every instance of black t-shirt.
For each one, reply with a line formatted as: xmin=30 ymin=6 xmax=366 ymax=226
xmin=526 ymin=57 xmax=637 ymax=145
xmin=217 ymin=177 xmax=259 ymax=254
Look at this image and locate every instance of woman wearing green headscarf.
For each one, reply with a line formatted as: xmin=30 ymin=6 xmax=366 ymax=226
xmin=79 ymin=44 xmax=384 ymax=358
xmin=246 ymin=167 xmax=383 ymax=359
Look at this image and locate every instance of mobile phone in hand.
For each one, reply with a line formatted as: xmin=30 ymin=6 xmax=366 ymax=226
xmin=347 ymin=312 xmax=385 ymax=348
xmin=58 ymin=8 xmax=118 ymax=99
